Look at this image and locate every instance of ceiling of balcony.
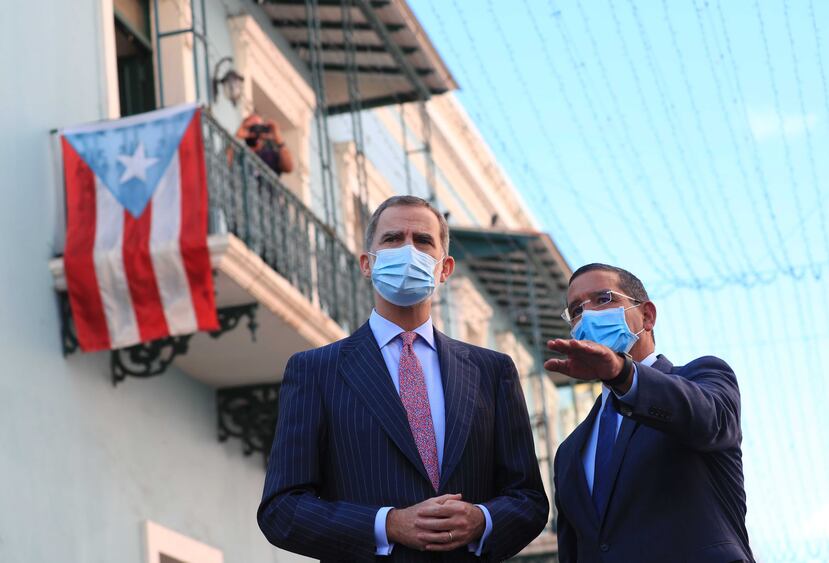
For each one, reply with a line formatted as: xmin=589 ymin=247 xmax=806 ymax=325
xmin=262 ymin=0 xmax=457 ymax=113
xmin=450 ymin=227 xmax=575 ymax=385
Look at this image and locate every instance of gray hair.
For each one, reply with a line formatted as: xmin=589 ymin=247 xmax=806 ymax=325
xmin=364 ymin=195 xmax=450 ymax=253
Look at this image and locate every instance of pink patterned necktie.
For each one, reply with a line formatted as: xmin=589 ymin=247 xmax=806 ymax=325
xmin=398 ymin=331 xmax=440 ymax=491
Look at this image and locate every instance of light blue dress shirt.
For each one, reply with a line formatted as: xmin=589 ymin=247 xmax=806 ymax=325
xmin=369 ymin=310 xmax=493 ymax=556
xmin=582 ymin=352 xmax=657 ymax=492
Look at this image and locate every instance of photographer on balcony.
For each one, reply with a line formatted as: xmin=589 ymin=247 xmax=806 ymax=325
xmin=235 ymin=113 xmax=294 ymax=177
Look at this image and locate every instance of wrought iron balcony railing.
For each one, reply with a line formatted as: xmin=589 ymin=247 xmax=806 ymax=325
xmin=201 ymin=112 xmax=373 ymax=334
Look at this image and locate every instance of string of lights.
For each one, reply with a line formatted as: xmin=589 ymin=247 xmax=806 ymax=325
xmin=520 ymin=0 xmax=692 ymax=285
xmin=689 ymin=0 xmax=788 ymax=279
xmin=623 ymin=0 xmax=749 ymax=284
xmin=413 ymin=2 xmax=829 ymax=560
xmin=708 ymin=0 xmax=802 ymax=280
xmin=808 ymin=0 xmax=829 ymax=266
xmin=753 ymin=0 xmax=816 ymax=279
xmin=423 ymin=0 xmax=605 ymax=264
xmin=428 ymin=0 xmax=829 ymax=295
xmin=783 ymin=0 xmax=829 ymax=273
xmin=450 ymin=0 xmax=688 ymax=283
xmin=601 ymin=0 xmax=744 ymax=289
xmin=537 ymin=0 xmax=732 ymax=288
xmin=657 ymin=0 xmax=762 ymax=284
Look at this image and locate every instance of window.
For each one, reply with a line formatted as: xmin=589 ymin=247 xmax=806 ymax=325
xmin=114 ymin=0 xmax=156 ymax=116
xmin=144 ymin=521 xmax=223 ymax=563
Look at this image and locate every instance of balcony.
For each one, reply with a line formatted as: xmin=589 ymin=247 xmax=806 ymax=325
xmin=51 ymin=111 xmax=373 ymax=389
xmin=261 ymin=0 xmax=457 ymax=114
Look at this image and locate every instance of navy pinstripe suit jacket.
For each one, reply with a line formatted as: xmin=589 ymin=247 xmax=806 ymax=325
xmin=258 ymin=322 xmax=549 ymax=562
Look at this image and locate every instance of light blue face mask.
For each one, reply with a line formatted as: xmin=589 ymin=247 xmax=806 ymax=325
xmin=369 ymin=245 xmax=443 ymax=307
xmin=570 ymin=306 xmax=643 ymax=353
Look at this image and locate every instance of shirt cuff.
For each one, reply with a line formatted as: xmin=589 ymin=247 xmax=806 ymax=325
xmin=374 ymin=506 xmax=395 ymax=556
xmin=613 ymin=363 xmax=639 ymax=402
xmin=467 ymin=504 xmax=493 ymax=556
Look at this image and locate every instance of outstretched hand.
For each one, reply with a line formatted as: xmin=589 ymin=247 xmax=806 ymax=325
xmin=544 ymin=338 xmax=624 ymax=382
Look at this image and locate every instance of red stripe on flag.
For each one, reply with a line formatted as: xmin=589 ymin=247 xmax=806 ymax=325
xmin=123 ymin=202 xmax=170 ymax=341
xmin=62 ymin=138 xmax=111 ymax=351
xmin=178 ymin=110 xmax=219 ymax=331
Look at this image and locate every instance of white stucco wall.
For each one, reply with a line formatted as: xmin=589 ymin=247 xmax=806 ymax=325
xmin=0 ymin=1 xmax=310 ymax=561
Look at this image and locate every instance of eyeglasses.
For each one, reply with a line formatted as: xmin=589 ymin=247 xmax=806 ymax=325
xmin=561 ymin=289 xmax=642 ymax=326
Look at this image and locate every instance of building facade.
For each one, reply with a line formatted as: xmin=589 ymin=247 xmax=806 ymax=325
xmin=1 ymin=0 xmax=583 ymax=561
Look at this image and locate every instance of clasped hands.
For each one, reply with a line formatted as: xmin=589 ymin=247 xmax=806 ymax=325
xmin=387 ymin=494 xmax=485 ymax=552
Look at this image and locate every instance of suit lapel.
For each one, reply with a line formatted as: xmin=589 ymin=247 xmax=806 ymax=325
xmin=564 ymin=396 xmax=602 ymax=526
xmin=597 ymin=416 xmax=637 ymax=524
xmin=435 ymin=330 xmax=478 ymax=492
xmin=597 ymin=355 xmax=672 ymax=525
xmin=338 ymin=323 xmax=430 ymax=484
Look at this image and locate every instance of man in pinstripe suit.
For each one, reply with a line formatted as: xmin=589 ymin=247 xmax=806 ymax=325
xmin=258 ymin=196 xmax=549 ymax=561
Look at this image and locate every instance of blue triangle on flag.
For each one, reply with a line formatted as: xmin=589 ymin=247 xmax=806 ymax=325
xmin=63 ymin=105 xmax=197 ymax=218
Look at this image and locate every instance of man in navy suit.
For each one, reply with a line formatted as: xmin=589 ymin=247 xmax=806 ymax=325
xmin=258 ymin=195 xmax=548 ymax=561
xmin=546 ymin=263 xmax=753 ymax=563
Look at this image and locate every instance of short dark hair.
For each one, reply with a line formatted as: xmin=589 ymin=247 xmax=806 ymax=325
xmin=364 ymin=195 xmax=449 ymax=253
xmin=569 ymin=263 xmax=650 ymax=302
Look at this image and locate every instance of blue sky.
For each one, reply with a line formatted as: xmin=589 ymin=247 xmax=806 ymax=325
xmin=408 ymin=1 xmax=829 ymax=560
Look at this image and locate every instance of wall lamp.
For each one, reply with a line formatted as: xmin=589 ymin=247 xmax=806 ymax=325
xmin=212 ymin=57 xmax=244 ymax=106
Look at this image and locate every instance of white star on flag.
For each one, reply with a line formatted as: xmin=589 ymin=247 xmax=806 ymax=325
xmin=116 ymin=142 xmax=158 ymax=183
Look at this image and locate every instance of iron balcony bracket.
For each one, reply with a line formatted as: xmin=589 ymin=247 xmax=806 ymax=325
xmin=111 ymin=335 xmax=193 ymax=385
xmin=58 ymin=292 xmax=259 ymax=384
xmin=210 ymin=303 xmax=259 ymax=342
xmin=216 ymin=382 xmax=280 ymax=465
xmin=59 ymin=292 xmax=79 ymax=357
xmin=109 ymin=302 xmax=259 ymax=385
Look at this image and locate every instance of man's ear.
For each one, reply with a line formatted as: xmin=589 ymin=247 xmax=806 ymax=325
xmin=439 ymin=256 xmax=455 ymax=283
xmin=642 ymin=301 xmax=656 ymax=333
xmin=359 ymin=253 xmax=372 ymax=280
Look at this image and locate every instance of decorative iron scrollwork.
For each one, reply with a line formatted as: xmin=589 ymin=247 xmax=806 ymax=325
xmin=210 ymin=303 xmax=258 ymax=341
xmin=111 ymin=335 xmax=193 ymax=385
xmin=217 ymin=383 xmax=280 ymax=464
xmin=105 ymin=302 xmax=259 ymax=385
xmin=58 ymin=292 xmax=79 ymax=357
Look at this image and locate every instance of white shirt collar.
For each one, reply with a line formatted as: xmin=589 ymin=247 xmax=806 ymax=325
xmin=369 ymin=309 xmax=436 ymax=350
xmin=640 ymin=352 xmax=658 ymax=367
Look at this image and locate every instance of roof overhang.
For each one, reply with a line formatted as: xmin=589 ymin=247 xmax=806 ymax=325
xmin=450 ymin=227 xmax=574 ymax=385
xmin=263 ymin=0 xmax=457 ymax=114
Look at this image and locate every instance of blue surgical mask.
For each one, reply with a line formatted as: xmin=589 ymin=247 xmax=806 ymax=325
xmin=369 ymin=245 xmax=443 ymax=307
xmin=570 ymin=306 xmax=643 ymax=353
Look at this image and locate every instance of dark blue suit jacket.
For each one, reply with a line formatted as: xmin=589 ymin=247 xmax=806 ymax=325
xmin=554 ymin=355 xmax=753 ymax=563
xmin=258 ymin=322 xmax=549 ymax=562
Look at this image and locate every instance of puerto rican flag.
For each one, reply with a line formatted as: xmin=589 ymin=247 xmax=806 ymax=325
xmin=61 ymin=104 xmax=218 ymax=352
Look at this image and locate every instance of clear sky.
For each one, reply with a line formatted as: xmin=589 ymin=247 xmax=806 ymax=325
xmin=408 ymin=1 xmax=829 ymax=560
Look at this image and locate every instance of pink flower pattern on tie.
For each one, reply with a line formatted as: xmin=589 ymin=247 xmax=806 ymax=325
xmin=398 ymin=331 xmax=440 ymax=492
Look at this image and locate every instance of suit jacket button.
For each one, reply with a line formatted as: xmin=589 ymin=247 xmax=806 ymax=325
xmin=600 ymin=543 xmax=610 ymax=552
